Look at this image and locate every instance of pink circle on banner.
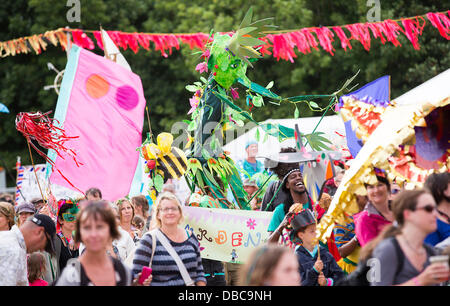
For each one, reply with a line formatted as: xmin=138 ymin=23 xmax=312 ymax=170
xmin=116 ymin=85 xmax=139 ymax=110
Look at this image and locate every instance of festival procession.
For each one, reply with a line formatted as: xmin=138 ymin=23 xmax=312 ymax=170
xmin=0 ymin=1 xmax=449 ymax=292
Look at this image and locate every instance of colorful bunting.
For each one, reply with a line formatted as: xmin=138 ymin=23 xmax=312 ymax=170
xmin=1 ymin=11 xmax=449 ymax=60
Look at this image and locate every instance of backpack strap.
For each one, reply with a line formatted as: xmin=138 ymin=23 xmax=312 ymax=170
xmin=111 ymin=257 xmax=131 ymax=286
xmin=148 ymin=230 xmax=157 ymax=269
xmin=53 ymin=235 xmax=62 ymax=275
xmin=154 ymin=229 xmax=195 ymax=286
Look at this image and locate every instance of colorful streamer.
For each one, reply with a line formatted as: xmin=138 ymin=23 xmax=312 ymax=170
xmin=1 ymin=11 xmax=449 ymax=60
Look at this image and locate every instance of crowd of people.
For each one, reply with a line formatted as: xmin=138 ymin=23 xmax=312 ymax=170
xmin=0 ymin=143 xmax=449 ymax=287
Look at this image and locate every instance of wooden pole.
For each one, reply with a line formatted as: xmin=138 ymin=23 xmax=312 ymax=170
xmin=26 ymin=140 xmax=46 ymax=204
xmin=146 ymin=106 xmax=154 ymax=142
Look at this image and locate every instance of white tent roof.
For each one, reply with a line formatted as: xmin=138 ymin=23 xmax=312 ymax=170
xmin=223 ymin=115 xmax=348 ymax=162
xmin=393 ymin=68 xmax=450 ymax=105
xmin=318 ymin=69 xmax=450 ymax=242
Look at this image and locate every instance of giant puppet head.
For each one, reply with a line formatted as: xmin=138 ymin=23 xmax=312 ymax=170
xmin=204 ymin=8 xmax=274 ymax=89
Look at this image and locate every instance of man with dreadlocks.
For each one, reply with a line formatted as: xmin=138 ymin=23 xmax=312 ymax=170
xmin=264 ymin=148 xmax=342 ymax=263
xmin=261 ymin=147 xmax=308 ymax=212
xmin=265 ymin=147 xmax=314 ymax=244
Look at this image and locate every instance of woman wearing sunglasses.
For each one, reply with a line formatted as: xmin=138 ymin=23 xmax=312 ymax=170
xmin=54 ymin=199 xmax=80 ymax=275
xmin=360 ymin=189 xmax=449 ymax=286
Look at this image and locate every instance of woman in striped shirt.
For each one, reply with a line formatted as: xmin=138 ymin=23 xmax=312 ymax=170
xmin=132 ymin=192 xmax=206 ymax=286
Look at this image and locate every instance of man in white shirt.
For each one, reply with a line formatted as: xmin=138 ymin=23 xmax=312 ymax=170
xmin=0 ymin=214 xmax=56 ymax=286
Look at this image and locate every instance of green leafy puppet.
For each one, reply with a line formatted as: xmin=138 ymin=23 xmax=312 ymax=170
xmin=183 ymin=8 xmax=357 ymax=210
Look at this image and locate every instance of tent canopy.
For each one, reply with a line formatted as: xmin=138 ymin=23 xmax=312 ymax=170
xmin=318 ymin=69 xmax=450 ymax=243
xmin=223 ymin=115 xmax=349 ymax=163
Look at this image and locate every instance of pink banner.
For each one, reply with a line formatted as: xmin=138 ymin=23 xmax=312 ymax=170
xmin=50 ymin=46 xmax=146 ymax=201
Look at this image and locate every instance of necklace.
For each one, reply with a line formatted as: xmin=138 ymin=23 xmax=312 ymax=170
xmin=58 ymin=231 xmax=78 ymax=255
xmin=401 ymin=235 xmax=425 ymax=256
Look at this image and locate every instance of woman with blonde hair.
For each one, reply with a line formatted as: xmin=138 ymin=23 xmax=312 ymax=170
xmin=239 ymin=244 xmax=301 ymax=286
xmin=0 ymin=201 xmax=16 ymax=231
xmin=116 ymin=198 xmax=140 ymax=243
xmin=132 ymin=192 xmax=206 ymax=286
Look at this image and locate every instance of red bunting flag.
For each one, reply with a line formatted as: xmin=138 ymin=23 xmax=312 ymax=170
xmin=1 ymin=11 xmax=450 ymax=60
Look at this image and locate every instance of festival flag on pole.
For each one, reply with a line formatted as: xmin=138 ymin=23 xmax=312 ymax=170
xmin=100 ymin=29 xmax=148 ymax=198
xmin=100 ymin=28 xmax=132 ymax=71
xmin=15 ymin=157 xmax=24 ymax=205
xmin=46 ymin=44 xmax=146 ymax=201
xmin=337 ymin=75 xmax=391 ymax=158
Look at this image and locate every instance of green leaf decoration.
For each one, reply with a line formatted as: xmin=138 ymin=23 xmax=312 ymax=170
xmin=202 ymin=148 xmax=212 ymax=160
xmin=239 ymin=8 xmax=254 ymax=29
xmin=186 ymin=85 xmax=198 ymax=92
xmin=310 ymin=101 xmax=320 ymax=109
xmin=286 ymin=94 xmax=331 ymax=102
xmin=266 ymin=81 xmax=274 ymax=89
xmin=202 ymin=166 xmax=221 ymax=189
xmin=195 ymin=171 xmax=205 ymax=189
xmin=154 ymin=174 xmax=164 ymax=192
xmin=255 ymin=128 xmax=260 ymax=141
xmin=148 ymin=178 xmax=154 ymax=188
xmin=237 ymin=78 xmax=280 ymax=99
xmin=252 ymin=95 xmax=263 ymax=107
xmin=305 ymin=131 xmax=332 ymax=151
xmin=294 ymin=106 xmax=299 ymax=118
xmin=188 ymin=120 xmax=197 ymax=131
xmin=212 ymin=90 xmax=257 ymax=124
xmin=236 ymin=27 xmax=258 ymax=37
xmin=237 ymin=36 xmax=264 ymax=47
xmin=259 ymin=123 xmax=294 ymax=141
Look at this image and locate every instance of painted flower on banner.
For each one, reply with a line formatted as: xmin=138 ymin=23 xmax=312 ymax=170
xmin=246 ymin=218 xmax=257 ymax=230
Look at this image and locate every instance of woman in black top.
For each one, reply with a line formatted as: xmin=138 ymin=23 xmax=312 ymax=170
xmin=55 ymin=200 xmax=80 ymax=274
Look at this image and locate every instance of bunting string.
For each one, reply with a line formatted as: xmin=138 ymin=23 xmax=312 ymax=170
xmin=0 ymin=11 xmax=449 ymax=61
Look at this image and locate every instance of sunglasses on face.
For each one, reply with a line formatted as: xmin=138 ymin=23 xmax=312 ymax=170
xmin=414 ymin=205 xmax=436 ymax=213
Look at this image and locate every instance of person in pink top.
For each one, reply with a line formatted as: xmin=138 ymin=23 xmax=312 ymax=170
xmin=27 ymin=252 xmax=48 ymax=286
xmin=354 ymin=175 xmax=395 ymax=247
